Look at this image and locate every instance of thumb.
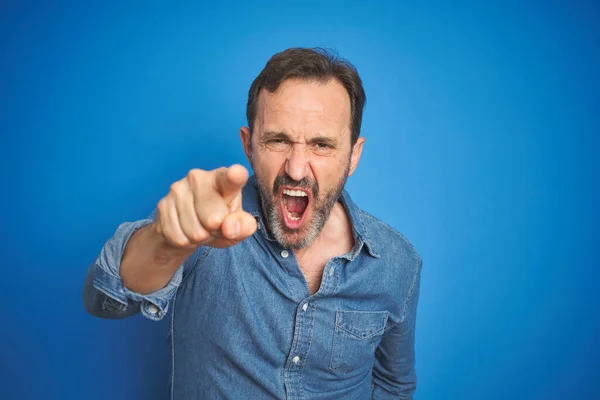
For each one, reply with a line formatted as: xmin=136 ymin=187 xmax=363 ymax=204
xmin=220 ymin=210 xmax=258 ymax=241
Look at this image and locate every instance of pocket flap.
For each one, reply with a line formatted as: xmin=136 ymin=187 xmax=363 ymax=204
xmin=335 ymin=310 xmax=388 ymax=339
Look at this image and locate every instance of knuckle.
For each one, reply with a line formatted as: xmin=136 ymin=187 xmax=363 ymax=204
xmin=157 ymin=198 xmax=167 ymax=211
xmin=156 ymin=201 xmax=167 ymax=222
xmin=213 ymin=167 xmax=228 ymax=182
xmin=203 ymin=214 xmax=222 ymax=231
xmin=169 ymin=236 xmax=189 ymax=248
xmin=170 ymin=179 xmax=191 ymax=197
xmin=169 ymin=181 xmax=182 ymax=195
xmin=188 ymin=230 xmax=207 ymax=243
xmin=187 ymin=169 xmax=206 ymax=187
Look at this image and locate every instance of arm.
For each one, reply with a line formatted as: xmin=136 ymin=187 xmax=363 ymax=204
xmin=82 ymin=165 xmax=257 ymax=321
xmin=372 ymin=260 xmax=422 ymax=399
xmin=120 ymin=219 xmax=196 ymax=294
xmin=82 ymin=216 xmax=193 ymax=321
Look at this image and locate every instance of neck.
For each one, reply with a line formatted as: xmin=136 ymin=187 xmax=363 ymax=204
xmin=293 ymin=201 xmax=351 ymax=259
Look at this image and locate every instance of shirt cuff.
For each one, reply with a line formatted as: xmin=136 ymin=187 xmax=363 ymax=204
xmin=92 ymin=219 xmax=184 ymax=321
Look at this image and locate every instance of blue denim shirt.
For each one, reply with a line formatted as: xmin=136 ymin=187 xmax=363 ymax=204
xmin=82 ymin=176 xmax=422 ymax=399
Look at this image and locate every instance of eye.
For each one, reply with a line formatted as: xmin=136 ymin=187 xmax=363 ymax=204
xmin=263 ymin=137 xmax=290 ymax=151
xmin=265 ymin=137 xmax=288 ymax=145
xmin=314 ymin=142 xmax=332 ymax=149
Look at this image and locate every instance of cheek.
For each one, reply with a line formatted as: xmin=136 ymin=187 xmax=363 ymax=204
xmin=254 ymin=152 xmax=286 ymax=182
xmin=309 ymin=156 xmax=348 ymax=186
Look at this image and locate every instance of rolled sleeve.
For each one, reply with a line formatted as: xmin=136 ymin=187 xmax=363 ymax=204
xmin=90 ymin=218 xmax=184 ymax=321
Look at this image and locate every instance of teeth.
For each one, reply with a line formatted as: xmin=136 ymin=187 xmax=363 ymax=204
xmin=285 ymin=209 xmax=300 ymax=221
xmin=283 ymin=189 xmax=308 ymax=197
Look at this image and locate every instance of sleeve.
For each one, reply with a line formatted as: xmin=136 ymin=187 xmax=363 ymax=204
xmin=371 ymin=258 xmax=423 ymax=399
xmin=82 ymin=211 xmax=194 ymax=322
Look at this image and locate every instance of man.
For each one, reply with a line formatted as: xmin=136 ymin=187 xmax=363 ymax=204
xmin=83 ymin=47 xmax=422 ymax=399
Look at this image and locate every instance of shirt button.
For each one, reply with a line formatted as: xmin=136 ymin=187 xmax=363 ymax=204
xmin=302 ymin=303 xmax=308 ymax=312
xmin=292 ymin=356 xmax=300 ymax=364
xmin=281 ymin=250 xmax=289 ymax=258
xmin=329 ymin=267 xmax=334 ymax=276
xmin=148 ymin=304 xmax=159 ymax=315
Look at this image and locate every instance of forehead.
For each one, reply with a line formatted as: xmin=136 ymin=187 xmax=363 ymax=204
xmin=256 ymin=78 xmax=351 ymax=138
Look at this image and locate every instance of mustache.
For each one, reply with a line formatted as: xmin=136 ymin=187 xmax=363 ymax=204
xmin=273 ymin=173 xmax=319 ymax=199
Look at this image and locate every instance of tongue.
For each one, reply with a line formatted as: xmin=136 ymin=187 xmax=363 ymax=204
xmin=285 ymin=195 xmax=307 ymax=214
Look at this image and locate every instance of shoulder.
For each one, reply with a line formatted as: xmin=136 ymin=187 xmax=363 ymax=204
xmin=354 ymin=208 xmax=423 ymax=320
xmin=356 ymin=208 xmax=423 ymax=271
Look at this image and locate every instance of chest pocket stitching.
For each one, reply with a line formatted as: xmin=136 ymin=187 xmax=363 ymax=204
xmin=330 ymin=310 xmax=389 ymax=374
xmin=335 ymin=310 xmax=389 ymax=339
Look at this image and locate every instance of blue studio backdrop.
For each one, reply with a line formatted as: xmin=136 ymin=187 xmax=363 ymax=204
xmin=1 ymin=2 xmax=598 ymax=399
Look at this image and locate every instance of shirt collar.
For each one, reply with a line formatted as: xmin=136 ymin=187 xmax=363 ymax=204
xmin=242 ymin=175 xmax=380 ymax=259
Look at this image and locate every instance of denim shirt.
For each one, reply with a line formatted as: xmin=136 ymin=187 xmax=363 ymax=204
xmin=82 ymin=176 xmax=423 ymax=400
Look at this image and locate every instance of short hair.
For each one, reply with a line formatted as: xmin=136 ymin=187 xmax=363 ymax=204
xmin=246 ymin=47 xmax=366 ymax=146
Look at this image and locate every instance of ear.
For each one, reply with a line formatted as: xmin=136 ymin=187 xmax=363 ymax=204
xmin=240 ymin=126 xmax=252 ymax=161
xmin=348 ymin=137 xmax=365 ymax=177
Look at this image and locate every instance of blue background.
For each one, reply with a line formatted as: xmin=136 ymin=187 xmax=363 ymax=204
xmin=1 ymin=1 xmax=598 ymax=399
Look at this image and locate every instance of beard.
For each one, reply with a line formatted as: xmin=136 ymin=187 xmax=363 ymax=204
xmin=253 ymin=162 xmax=351 ymax=249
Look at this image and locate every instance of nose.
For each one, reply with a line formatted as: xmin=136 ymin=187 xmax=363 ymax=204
xmin=285 ymin=144 xmax=309 ymax=182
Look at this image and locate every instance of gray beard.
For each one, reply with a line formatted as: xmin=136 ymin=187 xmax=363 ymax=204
xmin=254 ymin=164 xmax=350 ymax=250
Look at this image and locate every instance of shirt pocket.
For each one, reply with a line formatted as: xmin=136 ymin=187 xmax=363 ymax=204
xmin=329 ymin=310 xmax=389 ymax=374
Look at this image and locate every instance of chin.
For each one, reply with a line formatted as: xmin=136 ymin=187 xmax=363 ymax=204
xmin=271 ymin=210 xmax=322 ymax=250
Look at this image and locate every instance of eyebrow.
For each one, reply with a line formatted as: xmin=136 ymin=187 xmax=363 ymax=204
xmin=261 ymin=131 xmax=290 ymax=142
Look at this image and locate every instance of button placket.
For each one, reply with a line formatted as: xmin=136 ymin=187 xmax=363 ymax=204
xmin=320 ymin=258 xmax=342 ymax=294
xmin=284 ymin=299 xmax=315 ymax=398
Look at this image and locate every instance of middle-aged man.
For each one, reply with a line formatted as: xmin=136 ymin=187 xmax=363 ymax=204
xmin=83 ymin=47 xmax=423 ymax=399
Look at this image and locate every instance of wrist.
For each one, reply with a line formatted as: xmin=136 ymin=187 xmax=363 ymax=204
xmin=147 ymin=223 xmax=196 ymax=265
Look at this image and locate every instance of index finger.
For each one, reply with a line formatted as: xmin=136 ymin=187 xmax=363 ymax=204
xmin=213 ymin=164 xmax=249 ymax=202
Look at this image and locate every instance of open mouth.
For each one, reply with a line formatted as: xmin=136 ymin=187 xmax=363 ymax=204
xmin=280 ymin=187 xmax=310 ymax=229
